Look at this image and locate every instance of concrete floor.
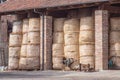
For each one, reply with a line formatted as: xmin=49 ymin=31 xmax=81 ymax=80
xmin=0 ymin=70 xmax=120 ymax=80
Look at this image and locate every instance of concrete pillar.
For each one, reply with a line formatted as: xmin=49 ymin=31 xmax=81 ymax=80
xmin=95 ymin=10 xmax=109 ymax=70
xmin=40 ymin=16 xmax=53 ymax=70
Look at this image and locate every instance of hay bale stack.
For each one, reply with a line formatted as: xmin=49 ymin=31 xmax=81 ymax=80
xmin=79 ymin=17 xmax=95 ymax=69
xmin=20 ymin=45 xmax=27 ymax=57
xmin=26 ymin=18 xmax=40 ymax=70
xmin=64 ymin=19 xmax=79 ymax=32
xmin=19 ymin=19 xmax=28 ymax=70
xmin=64 ymin=19 xmax=80 ymax=69
xmin=53 ymin=32 xmax=64 ymax=44
xmin=9 ymin=47 xmax=21 ymax=57
xmin=23 ymin=19 xmax=29 ymax=33
xmin=110 ymin=43 xmax=120 ymax=57
xmin=54 ymin=18 xmax=65 ymax=32
xmin=111 ymin=57 xmax=120 ymax=68
xmin=52 ymin=18 xmax=65 ymax=70
xmin=64 ymin=45 xmax=79 ymax=59
xmin=9 ymin=20 xmax=23 ymax=70
xmin=28 ymin=31 xmax=40 ymax=44
xmin=64 ymin=32 xmax=79 ymax=45
xmin=53 ymin=57 xmax=64 ymax=69
xmin=9 ymin=47 xmax=20 ymax=69
xmin=19 ymin=57 xmax=40 ymax=70
xmin=110 ymin=31 xmax=120 ymax=44
xmin=19 ymin=57 xmax=27 ymax=69
xmin=79 ymin=44 xmax=94 ymax=57
xmin=22 ymin=33 xmax=28 ymax=45
xmin=12 ymin=21 xmax=23 ymax=34
xmin=110 ymin=17 xmax=120 ymax=68
xmin=9 ymin=57 xmax=19 ymax=70
xmin=26 ymin=57 xmax=40 ymax=70
xmin=27 ymin=44 xmax=40 ymax=57
xmin=29 ymin=18 xmax=40 ymax=32
xmin=52 ymin=44 xmax=64 ymax=57
xmin=19 ymin=18 xmax=40 ymax=70
xmin=110 ymin=18 xmax=120 ymax=30
xmin=9 ymin=33 xmax=22 ymax=47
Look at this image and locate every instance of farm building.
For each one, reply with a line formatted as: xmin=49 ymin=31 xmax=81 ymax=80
xmin=0 ymin=0 xmax=119 ymax=71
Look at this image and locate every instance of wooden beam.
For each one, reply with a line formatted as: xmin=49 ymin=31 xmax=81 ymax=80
xmin=109 ymin=0 xmax=120 ymax=4
xmin=99 ymin=3 xmax=120 ymax=14
xmin=46 ymin=3 xmax=101 ymax=11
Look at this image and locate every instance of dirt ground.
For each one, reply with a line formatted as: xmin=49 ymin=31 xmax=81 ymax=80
xmin=0 ymin=70 xmax=120 ymax=80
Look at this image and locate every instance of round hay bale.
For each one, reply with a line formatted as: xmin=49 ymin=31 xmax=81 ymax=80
xmin=54 ymin=18 xmax=65 ymax=32
xmin=110 ymin=43 xmax=120 ymax=51
xmin=64 ymin=45 xmax=79 ymax=52
xmin=52 ymin=44 xmax=64 ymax=50
xmin=27 ymin=44 xmax=40 ymax=57
xmin=29 ymin=18 xmax=40 ymax=32
xmin=12 ymin=20 xmax=23 ymax=34
xmin=64 ymin=32 xmax=79 ymax=45
xmin=8 ymin=57 xmax=19 ymax=70
xmin=22 ymin=33 xmax=28 ymax=45
xmin=23 ymin=19 xmax=29 ymax=33
xmin=79 ymin=30 xmax=94 ymax=44
xmin=28 ymin=31 xmax=40 ymax=44
xmin=9 ymin=33 xmax=22 ymax=47
xmin=110 ymin=50 xmax=120 ymax=57
xmin=110 ymin=43 xmax=120 ymax=56
xmin=26 ymin=57 xmax=40 ymax=70
xmin=80 ymin=56 xmax=95 ymax=68
xmin=64 ymin=51 xmax=79 ymax=59
xmin=53 ymin=32 xmax=64 ymax=44
xmin=110 ymin=17 xmax=120 ymax=30
xmin=79 ymin=44 xmax=95 ymax=57
xmin=52 ymin=50 xmax=64 ymax=57
xmin=64 ymin=19 xmax=80 ymax=32
xmin=19 ymin=57 xmax=27 ymax=70
xmin=20 ymin=45 xmax=27 ymax=57
xmin=111 ymin=57 xmax=120 ymax=68
xmin=9 ymin=47 xmax=20 ymax=57
xmin=52 ymin=57 xmax=64 ymax=70
xmin=80 ymin=17 xmax=94 ymax=30
xmin=64 ymin=45 xmax=79 ymax=59
xmin=110 ymin=31 xmax=120 ymax=44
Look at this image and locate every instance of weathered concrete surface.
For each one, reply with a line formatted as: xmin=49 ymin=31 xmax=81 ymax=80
xmin=0 ymin=70 xmax=120 ymax=80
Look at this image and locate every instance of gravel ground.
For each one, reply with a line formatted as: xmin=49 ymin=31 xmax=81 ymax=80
xmin=0 ymin=70 xmax=120 ymax=80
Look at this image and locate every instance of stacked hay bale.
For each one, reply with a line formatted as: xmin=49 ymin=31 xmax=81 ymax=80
xmin=64 ymin=19 xmax=80 ymax=69
xmin=110 ymin=17 xmax=120 ymax=68
xmin=79 ymin=17 xmax=95 ymax=69
xmin=52 ymin=18 xmax=65 ymax=70
xmin=9 ymin=21 xmax=23 ymax=70
xmin=19 ymin=19 xmax=29 ymax=69
xmin=19 ymin=18 xmax=40 ymax=70
xmin=27 ymin=18 xmax=40 ymax=70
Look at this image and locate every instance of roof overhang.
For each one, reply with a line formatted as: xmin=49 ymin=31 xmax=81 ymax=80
xmin=0 ymin=0 xmax=109 ymax=14
xmin=109 ymin=0 xmax=120 ymax=4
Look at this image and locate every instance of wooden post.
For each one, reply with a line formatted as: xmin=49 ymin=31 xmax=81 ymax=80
xmin=95 ymin=10 xmax=109 ymax=70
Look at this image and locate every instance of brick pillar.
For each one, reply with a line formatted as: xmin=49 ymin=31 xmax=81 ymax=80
xmin=40 ymin=16 xmax=53 ymax=70
xmin=0 ymin=16 xmax=8 ymax=66
xmin=95 ymin=10 xmax=109 ymax=70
